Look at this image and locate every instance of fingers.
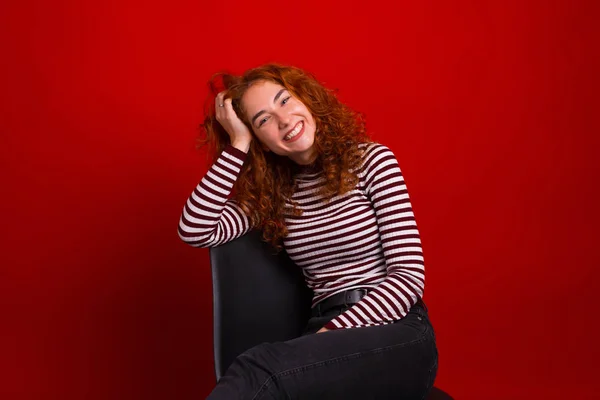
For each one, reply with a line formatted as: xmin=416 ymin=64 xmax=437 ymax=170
xmin=222 ymin=98 xmax=234 ymax=115
xmin=215 ymin=91 xmax=238 ymax=122
xmin=215 ymin=91 xmax=226 ymax=117
xmin=213 ymin=90 xmax=252 ymax=147
xmin=215 ymin=91 xmax=234 ymax=119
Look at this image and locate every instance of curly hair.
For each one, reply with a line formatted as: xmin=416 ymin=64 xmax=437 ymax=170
xmin=199 ymin=63 xmax=371 ymax=250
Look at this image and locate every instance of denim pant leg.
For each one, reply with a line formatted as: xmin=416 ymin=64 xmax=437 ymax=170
xmin=207 ymin=303 xmax=438 ymax=400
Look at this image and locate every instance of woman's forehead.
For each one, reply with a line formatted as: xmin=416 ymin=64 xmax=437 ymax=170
xmin=245 ymin=80 xmax=285 ymax=97
xmin=242 ymin=80 xmax=287 ymax=110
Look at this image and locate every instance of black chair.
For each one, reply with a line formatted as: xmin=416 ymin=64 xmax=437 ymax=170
xmin=209 ymin=229 xmax=313 ymax=381
xmin=209 ymin=230 xmax=453 ymax=399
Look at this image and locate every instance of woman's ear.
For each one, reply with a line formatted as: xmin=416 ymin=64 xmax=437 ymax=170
xmin=261 ymin=142 xmax=271 ymax=152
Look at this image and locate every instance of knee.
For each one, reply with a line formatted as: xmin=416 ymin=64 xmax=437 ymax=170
xmin=227 ymin=343 xmax=287 ymax=395
xmin=238 ymin=342 xmax=280 ymax=369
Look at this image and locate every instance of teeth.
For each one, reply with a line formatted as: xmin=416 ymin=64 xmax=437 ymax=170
xmin=284 ymin=121 xmax=303 ymax=141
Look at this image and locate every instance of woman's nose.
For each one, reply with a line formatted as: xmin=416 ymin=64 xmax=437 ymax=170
xmin=275 ymin=111 xmax=291 ymax=128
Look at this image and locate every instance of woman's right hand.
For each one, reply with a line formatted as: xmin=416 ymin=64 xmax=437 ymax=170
xmin=215 ymin=91 xmax=252 ymax=152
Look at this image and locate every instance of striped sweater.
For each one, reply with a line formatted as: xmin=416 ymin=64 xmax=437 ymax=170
xmin=178 ymin=142 xmax=425 ymax=330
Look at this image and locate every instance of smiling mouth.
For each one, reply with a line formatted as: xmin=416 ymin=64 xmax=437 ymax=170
xmin=284 ymin=121 xmax=304 ymax=141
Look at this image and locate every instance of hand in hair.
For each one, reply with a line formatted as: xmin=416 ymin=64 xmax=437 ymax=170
xmin=215 ymin=91 xmax=252 ymax=152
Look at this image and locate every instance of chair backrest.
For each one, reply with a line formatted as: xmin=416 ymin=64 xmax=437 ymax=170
xmin=209 ymin=230 xmax=313 ymax=381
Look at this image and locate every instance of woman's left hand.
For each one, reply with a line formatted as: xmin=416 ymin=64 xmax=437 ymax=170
xmin=316 ymin=327 xmax=330 ymax=334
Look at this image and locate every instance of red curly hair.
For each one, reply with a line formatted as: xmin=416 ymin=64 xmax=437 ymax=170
xmin=199 ymin=63 xmax=371 ymax=250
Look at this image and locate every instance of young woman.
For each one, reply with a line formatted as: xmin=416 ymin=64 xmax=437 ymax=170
xmin=178 ymin=63 xmax=438 ymax=399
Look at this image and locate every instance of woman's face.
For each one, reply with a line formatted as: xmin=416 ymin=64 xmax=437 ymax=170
xmin=241 ymin=80 xmax=317 ymax=165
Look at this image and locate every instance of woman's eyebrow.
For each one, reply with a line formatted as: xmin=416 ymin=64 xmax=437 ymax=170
xmin=251 ymin=89 xmax=287 ymax=125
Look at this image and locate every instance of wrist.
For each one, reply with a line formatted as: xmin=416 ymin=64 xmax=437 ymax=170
xmin=231 ymin=140 xmax=251 ymax=153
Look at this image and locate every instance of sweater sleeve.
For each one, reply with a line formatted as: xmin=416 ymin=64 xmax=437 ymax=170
xmin=324 ymin=144 xmax=425 ymax=330
xmin=177 ymin=144 xmax=253 ymax=248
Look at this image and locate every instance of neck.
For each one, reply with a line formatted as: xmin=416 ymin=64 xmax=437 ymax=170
xmin=290 ymin=148 xmax=318 ymax=165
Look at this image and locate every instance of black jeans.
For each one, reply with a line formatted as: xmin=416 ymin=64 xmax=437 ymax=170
xmin=208 ymin=302 xmax=438 ymax=399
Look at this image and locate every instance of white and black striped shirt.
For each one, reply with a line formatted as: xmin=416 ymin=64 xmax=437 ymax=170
xmin=178 ymin=142 xmax=425 ymax=330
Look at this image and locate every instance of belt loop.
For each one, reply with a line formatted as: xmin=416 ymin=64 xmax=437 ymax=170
xmin=357 ymin=288 xmax=367 ymax=304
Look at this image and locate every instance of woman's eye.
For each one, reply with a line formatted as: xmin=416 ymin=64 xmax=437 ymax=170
xmin=257 ymin=97 xmax=290 ymax=127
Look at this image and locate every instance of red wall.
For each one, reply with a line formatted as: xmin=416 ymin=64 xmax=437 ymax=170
xmin=2 ymin=1 xmax=598 ymax=399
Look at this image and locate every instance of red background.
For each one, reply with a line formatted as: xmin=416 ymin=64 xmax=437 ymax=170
xmin=2 ymin=1 xmax=598 ymax=399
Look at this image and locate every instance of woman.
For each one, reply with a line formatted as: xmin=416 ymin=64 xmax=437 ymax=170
xmin=178 ymin=63 xmax=438 ymax=399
